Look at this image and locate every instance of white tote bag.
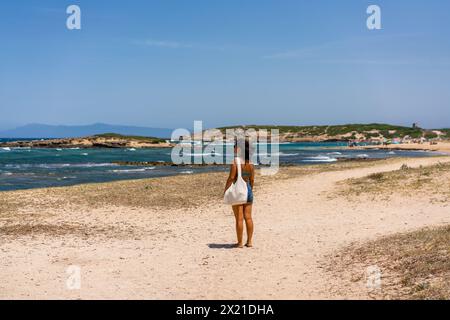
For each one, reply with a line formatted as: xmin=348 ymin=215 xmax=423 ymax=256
xmin=224 ymin=157 xmax=248 ymax=205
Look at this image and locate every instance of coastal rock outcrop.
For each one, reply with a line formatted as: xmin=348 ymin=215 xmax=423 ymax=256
xmin=0 ymin=134 xmax=173 ymax=149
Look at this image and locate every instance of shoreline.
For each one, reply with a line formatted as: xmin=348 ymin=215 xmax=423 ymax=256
xmin=353 ymin=141 xmax=450 ymax=153
xmin=0 ymin=157 xmax=425 ymax=193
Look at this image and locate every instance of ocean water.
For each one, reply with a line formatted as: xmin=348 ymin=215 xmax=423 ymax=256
xmin=0 ymin=139 xmax=440 ymax=191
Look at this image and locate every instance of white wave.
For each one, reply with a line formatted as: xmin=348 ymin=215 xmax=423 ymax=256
xmin=110 ymin=167 xmax=155 ymax=173
xmin=327 ymin=152 xmax=342 ymax=155
xmin=258 ymin=152 xmax=298 ymax=157
xmin=1 ymin=172 xmax=13 ymax=176
xmin=4 ymin=163 xmax=116 ymax=169
xmin=356 ymin=154 xmax=369 ymax=158
xmin=280 ymin=152 xmax=299 ymax=156
xmin=127 ymin=148 xmax=136 ymax=151
xmin=72 ymin=163 xmax=117 ymax=168
xmin=81 ymin=153 xmax=88 ymax=156
xmin=1 ymin=147 xmax=11 ymax=151
xmin=387 ymin=151 xmax=396 ymax=155
xmin=306 ymin=156 xmax=335 ymax=160
xmin=302 ymin=158 xmax=337 ymax=163
xmin=56 ymin=148 xmax=63 ymax=151
xmin=69 ymin=147 xmax=80 ymax=150
xmin=181 ymin=170 xmax=194 ymax=174
xmin=57 ymin=176 xmax=77 ymax=180
xmin=303 ymin=156 xmax=338 ymax=163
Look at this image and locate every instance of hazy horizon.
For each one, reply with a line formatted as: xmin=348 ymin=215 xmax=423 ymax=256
xmin=1 ymin=1 xmax=450 ymax=129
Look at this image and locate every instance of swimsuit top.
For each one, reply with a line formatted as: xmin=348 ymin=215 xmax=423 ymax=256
xmin=239 ymin=163 xmax=252 ymax=182
xmin=241 ymin=170 xmax=252 ymax=179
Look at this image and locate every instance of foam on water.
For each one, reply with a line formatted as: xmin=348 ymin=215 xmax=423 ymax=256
xmin=4 ymin=163 xmax=116 ymax=169
xmin=109 ymin=167 xmax=155 ymax=173
xmin=302 ymin=155 xmax=338 ymax=163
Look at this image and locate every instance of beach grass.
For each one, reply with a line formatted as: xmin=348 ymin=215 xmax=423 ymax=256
xmin=331 ymin=225 xmax=450 ymax=300
xmin=336 ymin=161 xmax=450 ymax=202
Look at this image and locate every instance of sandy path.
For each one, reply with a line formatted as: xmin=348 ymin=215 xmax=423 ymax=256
xmin=1 ymin=157 xmax=450 ymax=299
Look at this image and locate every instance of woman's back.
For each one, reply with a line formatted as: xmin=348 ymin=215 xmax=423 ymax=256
xmin=240 ymin=163 xmax=253 ymax=181
xmin=235 ymin=159 xmax=253 ymax=184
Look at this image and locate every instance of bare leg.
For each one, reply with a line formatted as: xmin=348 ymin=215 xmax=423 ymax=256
xmin=232 ymin=205 xmax=244 ymax=248
xmin=233 ymin=206 xmax=244 ymax=248
xmin=243 ymin=204 xmax=253 ymax=247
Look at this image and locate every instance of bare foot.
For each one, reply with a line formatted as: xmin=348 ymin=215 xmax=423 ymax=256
xmin=236 ymin=243 xmax=244 ymax=248
xmin=245 ymin=242 xmax=253 ymax=248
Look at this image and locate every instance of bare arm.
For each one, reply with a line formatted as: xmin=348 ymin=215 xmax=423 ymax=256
xmin=224 ymin=163 xmax=237 ymax=194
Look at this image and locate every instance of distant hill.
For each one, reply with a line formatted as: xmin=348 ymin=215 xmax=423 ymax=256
xmin=217 ymin=124 xmax=450 ymax=142
xmin=0 ymin=123 xmax=173 ymax=139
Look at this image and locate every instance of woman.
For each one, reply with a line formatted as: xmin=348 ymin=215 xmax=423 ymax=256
xmin=224 ymin=139 xmax=255 ymax=248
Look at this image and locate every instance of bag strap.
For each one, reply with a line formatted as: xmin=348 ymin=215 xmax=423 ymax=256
xmin=235 ymin=157 xmax=242 ymax=178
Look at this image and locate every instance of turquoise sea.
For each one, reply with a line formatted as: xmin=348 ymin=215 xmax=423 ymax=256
xmin=0 ymin=139 xmax=441 ymax=191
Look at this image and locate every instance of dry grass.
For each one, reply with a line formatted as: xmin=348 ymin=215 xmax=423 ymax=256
xmin=0 ymin=159 xmax=390 ymax=218
xmin=336 ymin=161 xmax=450 ymax=202
xmin=0 ymin=223 xmax=139 ymax=239
xmin=330 ymin=225 xmax=450 ymax=300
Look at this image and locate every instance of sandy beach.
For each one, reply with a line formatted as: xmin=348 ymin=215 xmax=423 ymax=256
xmin=357 ymin=141 xmax=450 ymax=153
xmin=1 ymin=156 xmax=449 ymax=300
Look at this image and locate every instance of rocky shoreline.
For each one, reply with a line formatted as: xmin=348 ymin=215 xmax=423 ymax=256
xmin=0 ymin=135 xmax=173 ymax=149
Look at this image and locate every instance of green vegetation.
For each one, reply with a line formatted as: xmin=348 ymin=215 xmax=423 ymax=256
xmin=218 ymin=123 xmax=425 ymax=140
xmin=94 ymin=133 xmax=165 ymax=143
xmin=424 ymin=131 xmax=438 ymax=139
xmin=440 ymin=129 xmax=450 ymax=139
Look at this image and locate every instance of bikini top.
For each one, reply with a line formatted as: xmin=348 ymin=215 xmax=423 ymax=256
xmin=241 ymin=169 xmax=252 ymax=178
xmin=239 ymin=163 xmax=252 ymax=180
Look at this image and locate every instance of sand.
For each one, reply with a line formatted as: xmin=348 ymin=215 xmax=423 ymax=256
xmin=358 ymin=141 xmax=450 ymax=153
xmin=1 ymin=156 xmax=450 ymax=300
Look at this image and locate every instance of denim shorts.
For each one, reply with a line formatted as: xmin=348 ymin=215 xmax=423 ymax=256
xmin=247 ymin=182 xmax=253 ymax=204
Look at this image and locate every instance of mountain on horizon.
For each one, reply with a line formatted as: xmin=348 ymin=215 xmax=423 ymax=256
xmin=0 ymin=123 xmax=174 ymax=139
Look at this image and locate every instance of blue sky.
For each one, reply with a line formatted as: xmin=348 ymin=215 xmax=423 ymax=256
xmin=1 ymin=0 xmax=450 ymax=130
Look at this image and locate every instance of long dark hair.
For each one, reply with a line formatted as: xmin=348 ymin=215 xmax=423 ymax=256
xmin=234 ymin=138 xmax=250 ymax=162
